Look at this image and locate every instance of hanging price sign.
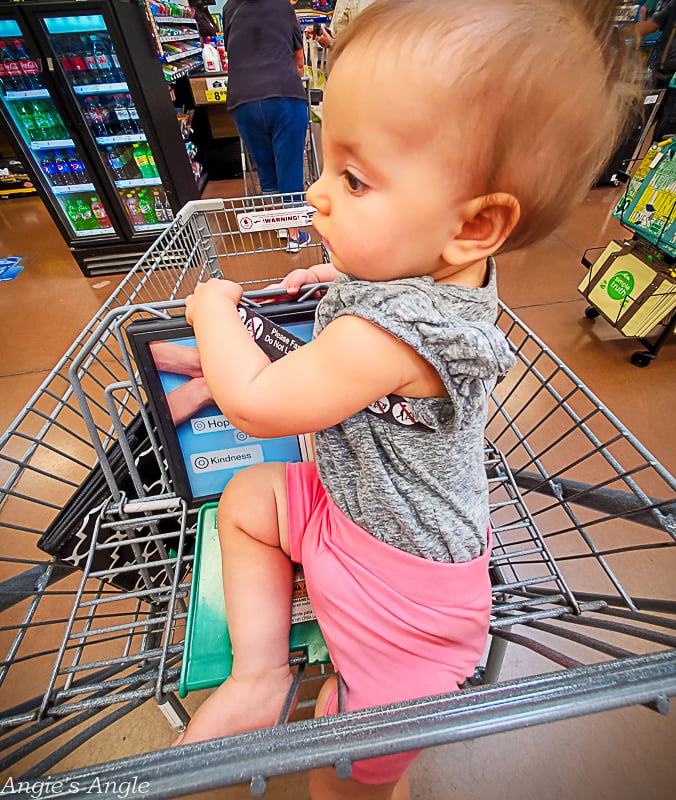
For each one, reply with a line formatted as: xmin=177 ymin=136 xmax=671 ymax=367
xmin=204 ymin=88 xmax=227 ymax=103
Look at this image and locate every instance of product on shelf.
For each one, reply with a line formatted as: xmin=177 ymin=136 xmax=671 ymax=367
xmin=12 ymin=39 xmax=42 ymax=90
xmin=54 ymin=152 xmax=76 ymax=185
xmin=90 ymin=196 xmax=110 ymax=227
xmin=153 ymin=189 xmax=169 ymax=222
xmin=0 ymin=157 xmax=34 ymax=197
xmin=0 ymin=40 xmax=30 ymax=92
xmin=90 ymin=34 xmax=123 ymax=83
xmin=67 ymin=149 xmax=89 ymax=183
xmin=15 ymin=100 xmax=68 ymax=141
xmin=124 ymin=191 xmax=147 ymax=226
xmin=137 ymin=188 xmax=158 ymax=224
xmin=82 ymin=96 xmax=108 ymax=137
xmin=132 ymin=142 xmax=159 ymax=179
xmin=64 ymin=196 xmax=102 ymax=232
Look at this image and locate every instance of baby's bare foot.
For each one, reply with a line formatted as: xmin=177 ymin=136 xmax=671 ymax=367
xmin=173 ymin=667 xmax=294 ymax=746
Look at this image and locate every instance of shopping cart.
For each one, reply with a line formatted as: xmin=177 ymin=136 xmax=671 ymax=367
xmin=1 ymin=195 xmax=674 ymax=798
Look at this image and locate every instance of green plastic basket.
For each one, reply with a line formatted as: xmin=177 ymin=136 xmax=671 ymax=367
xmin=179 ymin=503 xmax=330 ymax=697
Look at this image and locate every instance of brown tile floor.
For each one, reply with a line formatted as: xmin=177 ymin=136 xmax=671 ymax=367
xmin=0 ymin=183 xmax=675 ymax=799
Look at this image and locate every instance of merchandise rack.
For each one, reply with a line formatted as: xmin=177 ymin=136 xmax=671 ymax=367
xmin=1 ymin=195 xmax=675 ymax=797
xmin=581 ymin=136 xmax=676 ymax=366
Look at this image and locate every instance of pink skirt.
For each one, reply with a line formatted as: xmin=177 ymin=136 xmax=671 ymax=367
xmin=286 ymin=462 xmax=492 ymax=784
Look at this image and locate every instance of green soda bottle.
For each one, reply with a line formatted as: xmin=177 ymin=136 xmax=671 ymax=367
xmin=137 ymin=189 xmax=157 ymax=224
xmin=64 ymin=197 xmax=83 ymax=231
xmin=132 ymin=142 xmax=153 ymax=179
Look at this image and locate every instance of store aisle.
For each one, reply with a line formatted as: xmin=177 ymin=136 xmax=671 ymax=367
xmin=0 ymin=182 xmax=674 ymax=799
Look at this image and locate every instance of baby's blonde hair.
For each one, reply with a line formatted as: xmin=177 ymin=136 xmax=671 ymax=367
xmin=331 ymin=0 xmax=641 ymax=253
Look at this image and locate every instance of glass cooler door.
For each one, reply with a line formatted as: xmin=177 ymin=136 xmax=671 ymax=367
xmin=42 ymin=13 xmax=174 ymax=234
xmin=0 ymin=17 xmax=115 ymax=238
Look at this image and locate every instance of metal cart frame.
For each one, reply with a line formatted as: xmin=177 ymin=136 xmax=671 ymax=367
xmin=1 ymin=196 xmax=675 ymax=798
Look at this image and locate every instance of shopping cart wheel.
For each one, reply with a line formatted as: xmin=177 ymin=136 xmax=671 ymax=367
xmin=584 ymin=305 xmax=601 ymax=319
xmin=630 ymin=350 xmax=654 ymax=368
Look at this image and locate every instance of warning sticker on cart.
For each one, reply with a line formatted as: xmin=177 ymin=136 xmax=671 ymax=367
xmin=236 ymin=205 xmax=316 ymax=232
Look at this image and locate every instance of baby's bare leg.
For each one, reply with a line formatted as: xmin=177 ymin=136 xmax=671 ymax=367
xmin=308 ymin=679 xmax=411 ymax=800
xmin=175 ymin=462 xmax=293 ymax=745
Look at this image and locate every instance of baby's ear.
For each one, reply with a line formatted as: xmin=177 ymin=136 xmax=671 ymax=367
xmin=442 ymin=193 xmax=520 ymax=265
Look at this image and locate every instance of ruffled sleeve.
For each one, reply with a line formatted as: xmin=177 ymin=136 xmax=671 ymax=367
xmin=316 ymin=273 xmax=515 ymax=430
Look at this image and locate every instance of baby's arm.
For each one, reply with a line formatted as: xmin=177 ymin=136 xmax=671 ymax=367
xmin=186 ymin=278 xmax=434 ymax=438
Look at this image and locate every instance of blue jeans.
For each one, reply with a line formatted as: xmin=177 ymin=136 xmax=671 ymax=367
xmin=232 ymin=97 xmax=308 ymax=197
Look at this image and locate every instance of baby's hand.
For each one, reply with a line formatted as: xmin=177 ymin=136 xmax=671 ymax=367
xmin=185 ymin=278 xmax=243 ymax=326
xmin=267 ymin=268 xmax=320 ymax=295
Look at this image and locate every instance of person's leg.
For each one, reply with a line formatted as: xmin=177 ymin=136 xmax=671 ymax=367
xmin=308 ymin=678 xmax=411 ymax=800
xmin=174 ymin=462 xmax=293 ymax=745
xmin=270 ymin=97 xmax=309 ymax=196
xmin=267 ymin=97 xmax=309 ymax=242
xmin=232 ymin=101 xmax=279 ymax=194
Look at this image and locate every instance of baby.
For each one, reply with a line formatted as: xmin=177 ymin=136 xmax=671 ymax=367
xmin=176 ymin=2 xmax=638 ymax=798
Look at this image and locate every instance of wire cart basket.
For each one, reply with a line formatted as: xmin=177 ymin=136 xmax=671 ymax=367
xmin=1 ymin=195 xmax=675 ymax=798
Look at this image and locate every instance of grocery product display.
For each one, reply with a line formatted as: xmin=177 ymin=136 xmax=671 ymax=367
xmin=0 ymin=24 xmax=114 ymax=236
xmin=144 ymin=1 xmax=203 ymax=83
xmin=0 ymin=0 xmax=199 ymax=274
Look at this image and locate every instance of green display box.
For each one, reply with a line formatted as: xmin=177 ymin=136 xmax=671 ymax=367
xmin=178 ymin=503 xmax=330 ymax=697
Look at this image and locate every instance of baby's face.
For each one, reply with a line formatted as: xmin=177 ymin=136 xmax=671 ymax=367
xmin=307 ymin=51 xmax=470 ymax=283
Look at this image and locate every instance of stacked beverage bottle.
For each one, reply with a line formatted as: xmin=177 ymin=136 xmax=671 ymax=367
xmin=53 ymin=31 xmax=123 ymax=87
xmin=0 ymin=38 xmax=42 ymax=92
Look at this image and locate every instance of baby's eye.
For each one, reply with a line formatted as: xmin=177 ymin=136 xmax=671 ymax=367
xmin=342 ymin=170 xmax=367 ymax=193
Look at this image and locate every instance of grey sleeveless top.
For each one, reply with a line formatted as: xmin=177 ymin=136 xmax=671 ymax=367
xmin=313 ymin=259 xmax=514 ymax=563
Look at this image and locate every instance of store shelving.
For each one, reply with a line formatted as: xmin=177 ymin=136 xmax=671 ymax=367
xmin=144 ymin=2 xmax=203 ymax=83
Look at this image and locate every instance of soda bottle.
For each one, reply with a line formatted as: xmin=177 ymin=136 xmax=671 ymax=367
xmin=54 ymin=152 xmax=76 ymax=185
xmin=137 ymin=189 xmax=158 ymax=224
xmin=125 ymin=95 xmax=141 ymax=133
xmin=66 ymin=149 xmax=88 ymax=184
xmin=76 ymin=197 xmax=99 ymax=230
xmin=153 ymin=190 xmax=168 ymax=223
xmin=90 ymin=197 xmax=109 ymax=228
xmin=105 ymin=145 xmax=125 ymax=180
xmin=101 ymin=34 xmax=123 ymax=82
xmin=40 ymin=102 xmax=68 ymax=139
xmin=15 ymin=101 xmax=37 ymax=141
xmin=40 ymin=153 xmax=61 ymax=186
xmin=51 ymin=105 xmax=69 ymax=139
xmin=82 ymin=38 xmax=99 ymax=81
xmin=64 ymin=197 xmax=83 ymax=231
xmin=125 ymin=192 xmax=146 ymax=227
xmin=13 ymin=40 xmax=41 ymax=90
xmin=164 ymin=193 xmax=174 ymax=222
xmin=32 ymin=101 xmax=58 ymax=141
xmin=0 ymin=41 xmax=23 ymax=91
xmin=67 ymin=50 xmax=89 ymax=85
xmin=90 ymin=35 xmax=114 ymax=84
xmin=124 ymin=145 xmax=142 ymax=180
xmin=82 ymin=97 xmax=108 ymax=137
xmin=111 ymin=94 xmax=134 ymax=134
xmin=132 ymin=142 xmax=153 ymax=179
xmin=145 ymin=144 xmax=159 ymax=178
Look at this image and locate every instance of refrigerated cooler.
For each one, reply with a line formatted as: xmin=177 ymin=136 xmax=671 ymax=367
xmin=0 ymin=0 xmax=199 ymax=275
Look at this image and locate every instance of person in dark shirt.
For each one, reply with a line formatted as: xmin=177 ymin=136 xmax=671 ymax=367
xmin=189 ymin=0 xmax=218 ymax=41
xmin=637 ymin=1 xmax=676 ymax=138
xmin=223 ymin=0 xmax=310 ymax=251
xmin=637 ymin=0 xmax=676 ymax=83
